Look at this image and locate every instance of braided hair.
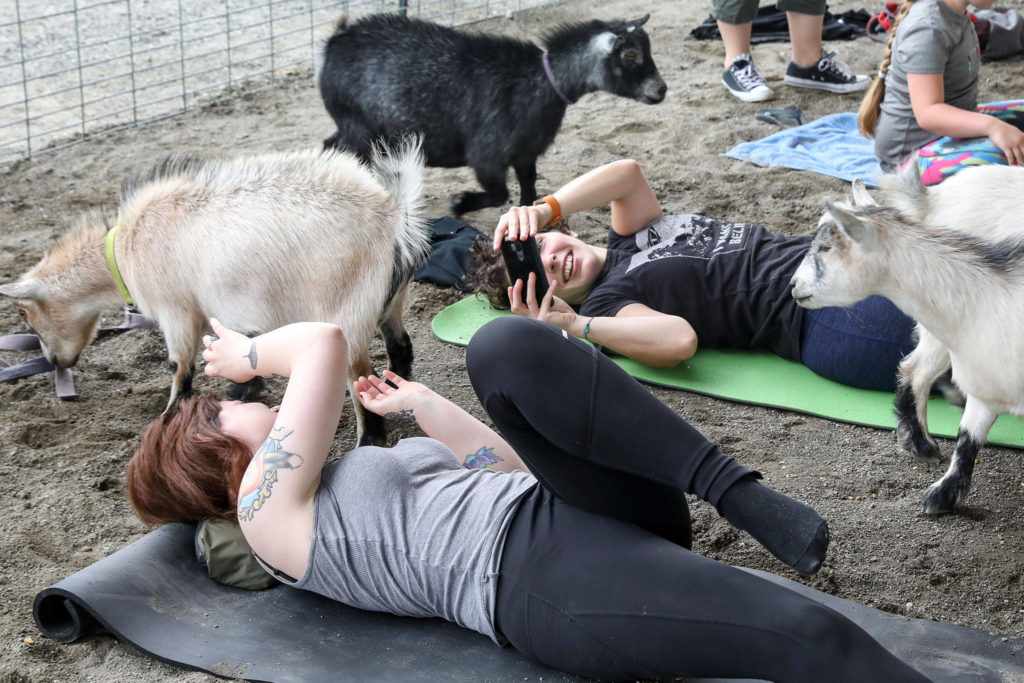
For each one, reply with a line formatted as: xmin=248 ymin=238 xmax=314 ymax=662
xmin=858 ymin=0 xmax=919 ymax=138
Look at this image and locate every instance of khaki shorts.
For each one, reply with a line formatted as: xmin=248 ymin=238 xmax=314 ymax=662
xmin=711 ymin=0 xmax=826 ymax=25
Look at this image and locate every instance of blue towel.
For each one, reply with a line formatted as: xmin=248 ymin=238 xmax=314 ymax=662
xmin=723 ymin=112 xmax=884 ymax=187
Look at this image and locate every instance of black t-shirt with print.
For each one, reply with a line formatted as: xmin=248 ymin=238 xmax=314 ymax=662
xmin=578 ymin=214 xmax=810 ymax=360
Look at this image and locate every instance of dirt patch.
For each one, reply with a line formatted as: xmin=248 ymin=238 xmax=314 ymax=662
xmin=3 ymin=1 xmax=1024 ymax=680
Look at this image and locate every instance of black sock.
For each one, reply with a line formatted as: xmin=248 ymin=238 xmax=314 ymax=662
xmin=716 ymin=475 xmax=829 ymax=576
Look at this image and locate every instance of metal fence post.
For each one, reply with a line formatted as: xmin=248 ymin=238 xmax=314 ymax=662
xmin=178 ymin=0 xmax=187 ymax=111
xmin=127 ymin=0 xmax=139 ymax=124
xmin=14 ymin=0 xmax=31 ymax=157
xmin=73 ymin=0 xmax=87 ymax=142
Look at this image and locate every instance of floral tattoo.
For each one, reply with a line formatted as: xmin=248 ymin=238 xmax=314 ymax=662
xmin=237 ymin=426 xmax=303 ymax=522
xmin=463 ymin=446 xmax=503 ymax=470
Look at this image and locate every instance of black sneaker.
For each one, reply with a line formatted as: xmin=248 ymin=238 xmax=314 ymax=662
xmin=721 ymin=53 xmax=774 ymax=103
xmin=784 ymin=50 xmax=870 ymax=94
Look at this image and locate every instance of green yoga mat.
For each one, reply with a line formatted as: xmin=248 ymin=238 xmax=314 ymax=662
xmin=432 ymin=295 xmax=1024 ymax=449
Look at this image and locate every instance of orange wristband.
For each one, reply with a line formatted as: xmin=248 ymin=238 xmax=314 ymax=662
xmin=534 ymin=195 xmax=562 ymax=227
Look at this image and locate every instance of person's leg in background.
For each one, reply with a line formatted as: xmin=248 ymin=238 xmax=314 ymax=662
xmin=468 ymin=316 xmax=828 ymax=575
xmin=493 ymin=487 xmax=932 ymax=683
xmin=800 ymin=295 xmax=917 ymax=391
xmin=782 ymin=0 xmax=870 ymax=93
xmin=715 ymin=0 xmax=774 ymax=102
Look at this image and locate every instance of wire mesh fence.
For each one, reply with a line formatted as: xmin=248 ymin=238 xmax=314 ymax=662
xmin=0 ymin=0 xmax=557 ymax=164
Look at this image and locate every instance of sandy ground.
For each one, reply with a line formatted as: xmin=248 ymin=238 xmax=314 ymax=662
xmin=2 ymin=0 xmax=1024 ymax=680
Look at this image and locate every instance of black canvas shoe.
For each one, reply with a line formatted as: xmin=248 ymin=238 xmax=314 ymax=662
xmin=784 ymin=50 xmax=870 ymax=93
xmin=721 ymin=53 xmax=774 ymax=103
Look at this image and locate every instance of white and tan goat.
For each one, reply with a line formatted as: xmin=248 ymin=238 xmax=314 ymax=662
xmin=789 ymin=164 xmax=1024 ymax=513
xmin=0 ymin=144 xmax=429 ymax=446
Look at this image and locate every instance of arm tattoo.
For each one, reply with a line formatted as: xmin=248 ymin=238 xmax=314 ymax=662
xmin=244 ymin=343 xmax=258 ymax=370
xmin=384 ymin=408 xmax=416 ymax=423
xmin=237 ymin=426 xmax=304 ymax=522
xmin=463 ymin=446 xmax=503 ymax=470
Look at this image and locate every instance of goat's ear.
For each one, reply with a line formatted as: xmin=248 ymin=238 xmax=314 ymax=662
xmin=826 ymin=200 xmax=879 ymax=251
xmin=850 ymin=179 xmax=878 ymax=208
xmin=628 ymin=14 xmax=650 ymax=29
xmin=894 ymin=157 xmax=927 ymax=202
xmin=0 ymin=279 xmax=45 ymax=301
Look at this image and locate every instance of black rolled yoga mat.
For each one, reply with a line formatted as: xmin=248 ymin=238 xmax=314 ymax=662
xmin=34 ymin=523 xmax=1024 ymax=682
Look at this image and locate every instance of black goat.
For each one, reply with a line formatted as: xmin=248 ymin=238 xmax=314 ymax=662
xmin=319 ymin=13 xmax=666 ymax=215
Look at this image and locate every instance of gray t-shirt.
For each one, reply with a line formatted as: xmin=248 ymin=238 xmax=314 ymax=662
xmin=875 ymin=0 xmax=980 ymax=169
xmin=291 ymin=437 xmax=536 ymax=643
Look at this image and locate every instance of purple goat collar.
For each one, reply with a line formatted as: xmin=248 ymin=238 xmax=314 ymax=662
xmin=542 ymin=52 xmax=574 ymax=105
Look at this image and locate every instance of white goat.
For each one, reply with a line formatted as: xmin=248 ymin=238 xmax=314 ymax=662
xmin=789 ymin=163 xmax=1024 ymax=513
xmin=0 ymin=143 xmax=429 ymax=446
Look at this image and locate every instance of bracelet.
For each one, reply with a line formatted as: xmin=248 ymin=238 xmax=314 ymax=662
xmin=582 ymin=316 xmax=595 ymax=341
xmin=533 ymin=194 xmax=562 ymax=227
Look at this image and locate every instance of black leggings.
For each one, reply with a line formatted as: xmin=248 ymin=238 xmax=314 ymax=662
xmin=466 ymin=317 xmax=929 ymax=683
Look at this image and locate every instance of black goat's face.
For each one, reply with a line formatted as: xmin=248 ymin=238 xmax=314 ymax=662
xmin=604 ymin=16 xmax=666 ymax=104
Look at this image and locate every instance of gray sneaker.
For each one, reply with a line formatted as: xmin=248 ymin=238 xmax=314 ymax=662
xmin=784 ymin=50 xmax=870 ymax=93
xmin=722 ymin=53 xmax=774 ymax=103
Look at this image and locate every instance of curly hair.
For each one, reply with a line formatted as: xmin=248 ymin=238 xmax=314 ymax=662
xmin=465 ymin=219 xmax=574 ymax=309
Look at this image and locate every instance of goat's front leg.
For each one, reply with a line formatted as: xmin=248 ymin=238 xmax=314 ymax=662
xmin=922 ymin=396 xmax=997 ymax=514
xmin=894 ymin=331 xmax=948 ymax=462
xmin=512 ymin=158 xmax=538 ymax=206
xmin=450 ymin=161 xmax=509 ymax=216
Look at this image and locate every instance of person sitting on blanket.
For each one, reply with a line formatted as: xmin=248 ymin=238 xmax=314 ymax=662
xmin=469 ymin=159 xmax=916 ymax=392
xmin=125 ymin=316 xmax=930 ymax=683
xmin=857 ymin=0 xmax=1024 ymax=184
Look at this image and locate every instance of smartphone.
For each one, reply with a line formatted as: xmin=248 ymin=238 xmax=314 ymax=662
xmin=500 ymin=236 xmax=549 ymax=301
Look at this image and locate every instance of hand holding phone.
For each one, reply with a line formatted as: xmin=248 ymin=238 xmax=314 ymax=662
xmin=500 ymin=236 xmax=549 ymax=301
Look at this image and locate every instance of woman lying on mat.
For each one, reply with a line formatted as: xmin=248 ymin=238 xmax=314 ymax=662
xmin=469 ymin=159 xmax=915 ymax=392
xmin=126 ymin=316 xmax=928 ymax=683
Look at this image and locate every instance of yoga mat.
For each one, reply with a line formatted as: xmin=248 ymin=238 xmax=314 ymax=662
xmin=431 ymin=296 xmax=1024 ymax=449
xmin=723 ymin=112 xmax=884 ymax=188
xmin=34 ymin=523 xmax=1024 ymax=682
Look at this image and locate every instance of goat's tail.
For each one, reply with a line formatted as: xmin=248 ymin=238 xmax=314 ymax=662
xmin=371 ymin=136 xmax=430 ymax=298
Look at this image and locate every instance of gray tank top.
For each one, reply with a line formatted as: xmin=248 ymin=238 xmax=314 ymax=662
xmin=291 ymin=437 xmax=536 ymax=643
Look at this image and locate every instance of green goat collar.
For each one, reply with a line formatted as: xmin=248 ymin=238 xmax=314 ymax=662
xmin=104 ymin=225 xmax=134 ymax=307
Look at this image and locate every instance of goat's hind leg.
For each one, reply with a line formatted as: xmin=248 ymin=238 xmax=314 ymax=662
xmin=922 ymin=396 xmax=996 ymax=514
xmin=450 ymin=161 xmax=509 ymax=216
xmin=895 ymin=331 xmax=947 ymax=462
xmin=227 ymin=376 xmax=265 ymax=401
xmin=322 ymin=113 xmax=377 ymax=160
xmin=350 ymin=348 xmax=386 ymax=447
xmin=161 ymin=316 xmax=204 ymax=414
xmin=380 ymin=285 xmax=413 ymax=379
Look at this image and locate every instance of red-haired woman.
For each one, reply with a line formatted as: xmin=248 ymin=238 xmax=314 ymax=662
xmin=126 ymin=316 xmax=928 ymax=682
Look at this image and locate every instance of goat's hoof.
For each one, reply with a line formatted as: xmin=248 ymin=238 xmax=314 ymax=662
xmin=448 ymin=194 xmax=468 ymax=217
xmin=897 ymin=432 xmax=941 ymax=463
xmin=922 ymin=481 xmax=960 ymax=515
xmin=357 ymin=431 xmax=387 ymax=448
xmin=228 ymin=376 xmax=265 ymax=401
